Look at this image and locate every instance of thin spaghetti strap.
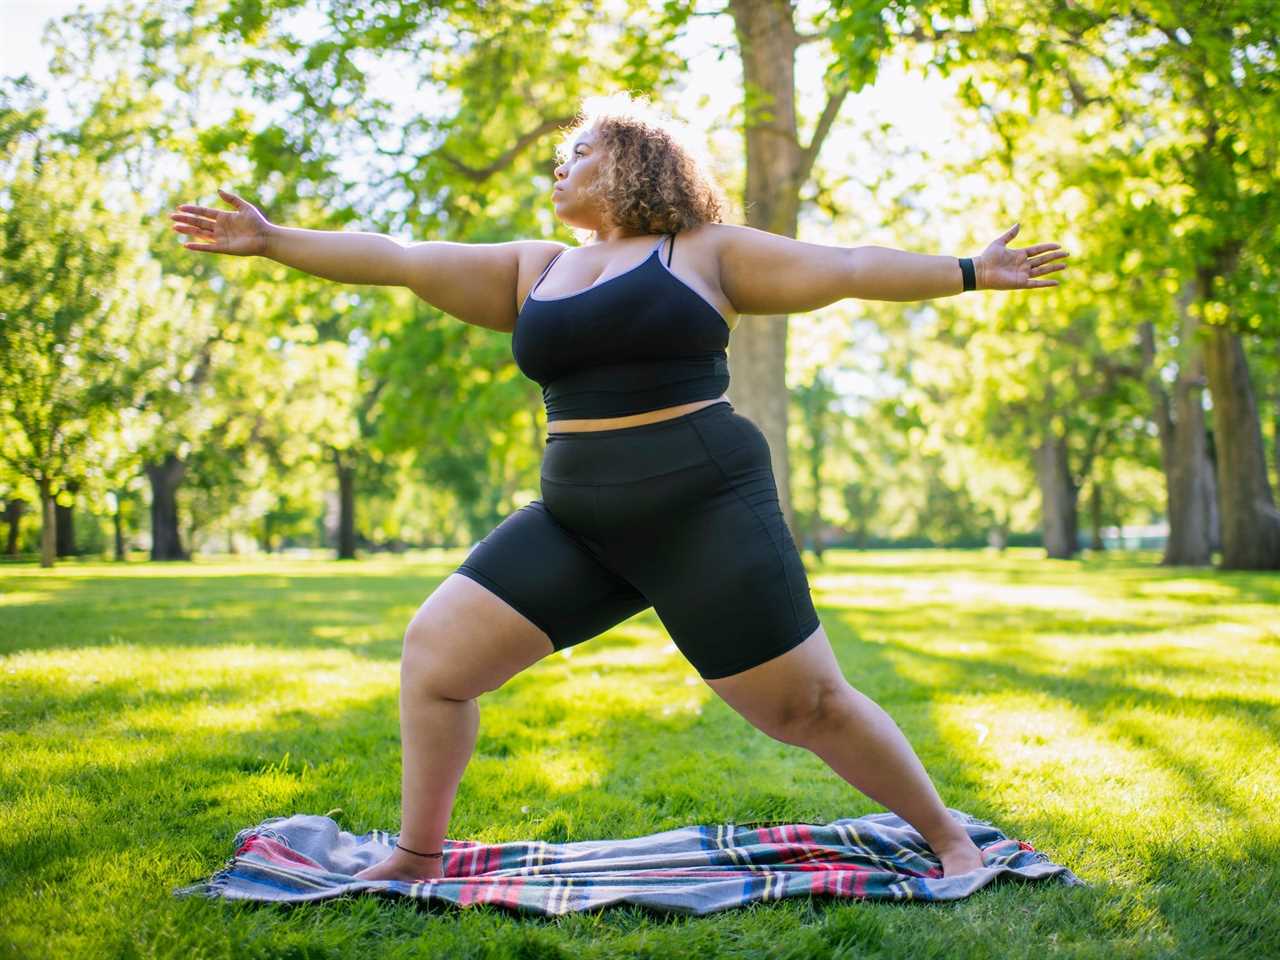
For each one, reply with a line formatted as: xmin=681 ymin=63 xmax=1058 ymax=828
xmin=666 ymin=232 xmax=675 ymax=267
xmin=530 ymin=247 xmax=566 ymax=296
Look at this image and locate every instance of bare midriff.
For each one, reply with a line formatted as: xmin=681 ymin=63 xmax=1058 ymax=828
xmin=546 ymin=394 xmax=730 ymax=433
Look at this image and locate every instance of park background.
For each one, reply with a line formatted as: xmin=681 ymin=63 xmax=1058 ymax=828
xmin=4 ymin=0 xmax=1278 ymax=569
xmin=2 ymin=1 xmax=1279 ymax=958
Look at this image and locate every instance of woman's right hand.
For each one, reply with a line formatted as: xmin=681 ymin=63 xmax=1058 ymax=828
xmin=169 ymin=188 xmax=272 ymax=257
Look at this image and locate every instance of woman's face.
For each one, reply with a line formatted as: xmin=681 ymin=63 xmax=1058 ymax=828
xmin=551 ymin=129 xmax=604 ymax=230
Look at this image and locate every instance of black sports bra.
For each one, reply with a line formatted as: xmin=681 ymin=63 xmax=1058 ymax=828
xmin=512 ymin=232 xmax=731 ymax=422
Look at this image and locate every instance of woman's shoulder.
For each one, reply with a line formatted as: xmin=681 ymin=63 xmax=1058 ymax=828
xmin=680 ymin=220 xmax=741 ymax=259
xmin=679 ymin=220 xmax=726 ymax=241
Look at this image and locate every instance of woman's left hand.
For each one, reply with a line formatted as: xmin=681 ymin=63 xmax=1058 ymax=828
xmin=975 ymin=223 xmax=1070 ymax=291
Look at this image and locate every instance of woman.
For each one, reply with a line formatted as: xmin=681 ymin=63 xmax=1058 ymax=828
xmin=170 ymin=94 xmax=1068 ymax=885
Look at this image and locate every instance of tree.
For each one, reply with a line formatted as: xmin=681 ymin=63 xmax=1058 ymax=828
xmin=792 ymin=369 xmax=840 ymax=557
xmin=0 ymin=131 xmax=137 ymax=567
xmin=949 ymin=0 xmax=1280 ymax=567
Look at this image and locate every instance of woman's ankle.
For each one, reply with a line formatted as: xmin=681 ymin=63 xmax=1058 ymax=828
xmin=926 ymin=822 xmax=978 ymax=854
xmin=387 ymin=848 xmax=445 ymax=878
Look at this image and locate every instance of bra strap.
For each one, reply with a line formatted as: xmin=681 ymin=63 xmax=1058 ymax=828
xmin=530 ymin=247 xmax=566 ymax=296
xmin=658 ymin=232 xmax=675 ymax=266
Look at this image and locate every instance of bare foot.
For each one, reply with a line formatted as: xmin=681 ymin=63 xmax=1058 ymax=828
xmin=353 ymin=849 xmax=445 ymax=883
xmin=934 ymin=836 xmax=985 ymax=878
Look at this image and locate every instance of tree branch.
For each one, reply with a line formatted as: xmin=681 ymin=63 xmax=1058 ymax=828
xmin=436 ymin=114 xmax=578 ymax=182
xmin=797 ymin=80 xmax=850 ymax=186
xmin=1011 ymin=50 xmax=1108 ymax=110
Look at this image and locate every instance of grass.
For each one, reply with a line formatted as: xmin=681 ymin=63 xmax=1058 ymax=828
xmin=1 ymin=547 xmax=1277 ymax=959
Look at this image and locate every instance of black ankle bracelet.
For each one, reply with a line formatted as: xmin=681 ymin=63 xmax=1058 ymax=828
xmin=396 ymin=841 xmax=444 ymax=858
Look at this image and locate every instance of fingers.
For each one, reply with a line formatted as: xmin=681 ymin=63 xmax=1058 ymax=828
xmin=997 ymin=222 xmax=1020 ymax=243
xmin=171 ymin=223 xmax=217 ymax=247
xmin=1022 ymin=243 xmax=1065 ymax=257
xmin=175 ymin=203 xmax=222 ymax=219
xmin=170 ymin=213 xmax=215 ymax=231
xmin=1026 ymin=279 xmax=1060 ymax=288
xmin=173 ymin=186 xmax=247 ymax=219
xmin=1029 ymin=261 xmax=1068 ymax=278
xmin=1026 ymin=249 xmax=1069 ymax=264
xmin=183 ymin=242 xmax=221 ymax=252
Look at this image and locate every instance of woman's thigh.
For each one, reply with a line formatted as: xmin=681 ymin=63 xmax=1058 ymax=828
xmin=453 ymin=500 xmax=651 ymax=654
xmin=410 ymin=500 xmax=652 ymax=700
xmin=405 ymin=573 xmax=560 ymax=700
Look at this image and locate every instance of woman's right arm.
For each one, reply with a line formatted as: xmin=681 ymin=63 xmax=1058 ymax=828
xmin=171 ymin=188 xmax=412 ymax=285
xmin=171 ymin=188 xmax=559 ymax=331
xmin=262 ymin=223 xmax=408 ymax=286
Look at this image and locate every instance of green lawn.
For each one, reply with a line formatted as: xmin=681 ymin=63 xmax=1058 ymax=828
xmin=2 ymin=549 xmax=1277 ymax=959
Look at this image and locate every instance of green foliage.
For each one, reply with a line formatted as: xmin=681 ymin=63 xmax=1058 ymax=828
xmin=177 ymin=0 xmax=703 ymax=541
xmin=937 ymin=0 xmax=1280 ymax=340
xmin=0 ymin=127 xmax=145 ymax=564
xmin=6 ymin=0 xmax=1276 ymax=558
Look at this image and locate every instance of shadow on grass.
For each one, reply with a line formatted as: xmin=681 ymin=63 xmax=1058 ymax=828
xmin=0 ymin=567 xmax=458 ymax=660
xmin=816 ymin=549 xmax=1280 ymax=608
xmin=859 ymin=637 xmax=1280 ymax=753
xmin=1 ymin=666 xmax=714 ymax=895
xmin=823 ymin=599 xmax=1211 ymax=641
xmin=830 ymin=592 xmax=1279 ymax=829
xmin=804 ymin=561 xmax=1280 ymax=954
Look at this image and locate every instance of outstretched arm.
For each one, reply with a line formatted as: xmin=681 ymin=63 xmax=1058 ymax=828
xmin=170 ymin=188 xmax=409 ymax=285
xmin=170 ymin=188 xmax=547 ymax=330
xmin=714 ymin=222 xmax=1069 ymax=315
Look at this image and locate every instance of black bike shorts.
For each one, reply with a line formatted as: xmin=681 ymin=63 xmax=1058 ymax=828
xmin=454 ymin=400 xmax=821 ymax=680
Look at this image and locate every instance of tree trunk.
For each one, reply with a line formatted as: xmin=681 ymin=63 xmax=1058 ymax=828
xmin=1035 ymin=434 xmax=1078 ymax=559
xmin=729 ymin=0 xmax=800 ymax=543
xmin=113 ymin=492 xmax=126 ymax=561
xmin=1206 ymin=436 xmax=1221 ymax=552
xmin=1139 ymin=317 xmax=1213 ymax=565
xmin=4 ymin=499 xmax=24 ymax=555
xmin=1163 ymin=377 xmax=1214 ymax=566
xmin=808 ymin=458 xmax=821 ymax=560
xmin=1089 ymin=482 xmax=1104 ymax=551
xmin=55 ymin=480 xmax=78 ymax=557
xmin=988 ymin=523 xmax=1009 ymax=552
xmin=39 ymin=476 xmax=56 ymax=568
xmin=336 ymin=451 xmax=357 ymax=560
xmin=803 ymin=379 xmax=830 ymax=562
xmin=145 ymin=454 xmax=188 ymax=561
xmin=727 ymin=0 xmax=849 ymax=545
xmin=1202 ymin=325 xmax=1280 ymax=569
xmin=1273 ymin=366 xmax=1280 ymax=495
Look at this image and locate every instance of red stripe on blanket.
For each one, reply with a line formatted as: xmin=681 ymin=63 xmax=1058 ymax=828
xmin=237 ymin=837 xmax=323 ymax=870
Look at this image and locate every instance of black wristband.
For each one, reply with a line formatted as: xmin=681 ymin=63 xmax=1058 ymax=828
xmin=958 ymin=257 xmax=976 ymax=292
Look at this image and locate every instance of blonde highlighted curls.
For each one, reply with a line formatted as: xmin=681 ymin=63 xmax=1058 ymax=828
xmin=555 ymin=92 xmax=733 ymax=241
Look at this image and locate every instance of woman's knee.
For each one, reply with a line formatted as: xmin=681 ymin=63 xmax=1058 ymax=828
xmin=703 ymin=624 xmax=846 ymax=743
xmin=398 ymin=574 xmax=556 ymax=701
xmin=400 ymin=626 xmax=466 ymax=700
xmin=757 ymin=683 xmax=838 ymax=745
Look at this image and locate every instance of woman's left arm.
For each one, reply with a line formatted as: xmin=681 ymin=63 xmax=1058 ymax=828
xmin=714 ymin=222 xmax=1069 ymax=315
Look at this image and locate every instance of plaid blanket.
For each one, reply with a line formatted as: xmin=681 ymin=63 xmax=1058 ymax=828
xmin=174 ymin=808 xmax=1083 ymax=915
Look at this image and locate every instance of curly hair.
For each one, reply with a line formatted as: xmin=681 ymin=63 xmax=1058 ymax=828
xmin=554 ymin=92 xmax=734 ymax=242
